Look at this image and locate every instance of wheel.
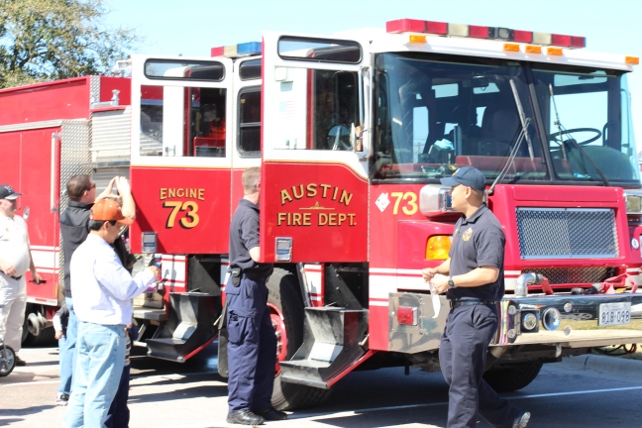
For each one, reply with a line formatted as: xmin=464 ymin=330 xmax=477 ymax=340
xmin=21 ymin=304 xmax=56 ymax=347
xmin=22 ymin=325 xmax=56 ymax=347
xmin=483 ymin=361 xmax=543 ymax=392
xmin=549 ymin=128 xmax=601 ymax=146
xmin=0 ymin=345 xmax=16 ymax=377
xmin=267 ymin=268 xmax=333 ymax=410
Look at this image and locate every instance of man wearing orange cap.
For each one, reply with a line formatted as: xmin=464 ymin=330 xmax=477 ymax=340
xmin=63 ymin=199 xmax=159 ymax=428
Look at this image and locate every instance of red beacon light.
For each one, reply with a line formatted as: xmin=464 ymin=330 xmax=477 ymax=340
xmin=385 ymin=18 xmax=586 ymax=49
xmin=551 ymin=34 xmax=586 ymax=48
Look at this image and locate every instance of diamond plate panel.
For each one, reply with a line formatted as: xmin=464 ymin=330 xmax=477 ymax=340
xmin=517 ymin=208 xmax=618 ymax=259
xmin=59 ymin=120 xmax=93 ymax=296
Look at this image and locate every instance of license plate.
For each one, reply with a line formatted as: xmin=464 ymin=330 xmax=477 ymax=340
xmin=598 ymin=302 xmax=631 ymax=326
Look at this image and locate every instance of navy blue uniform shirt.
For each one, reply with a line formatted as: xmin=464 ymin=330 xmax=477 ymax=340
xmin=446 ymin=203 xmax=505 ymax=302
xmin=228 ymin=198 xmax=273 ymax=277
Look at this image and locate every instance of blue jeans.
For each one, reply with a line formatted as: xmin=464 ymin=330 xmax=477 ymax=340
xmin=59 ymin=297 xmax=77 ymax=396
xmin=64 ymin=322 xmax=126 ymax=428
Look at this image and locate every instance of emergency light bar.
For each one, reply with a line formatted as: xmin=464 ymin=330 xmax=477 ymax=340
xmin=211 ymin=41 xmax=261 ymax=58
xmin=386 ymin=18 xmax=586 ymax=49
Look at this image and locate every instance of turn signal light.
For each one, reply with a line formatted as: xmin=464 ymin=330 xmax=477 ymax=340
xmin=426 ymin=235 xmax=451 ymax=260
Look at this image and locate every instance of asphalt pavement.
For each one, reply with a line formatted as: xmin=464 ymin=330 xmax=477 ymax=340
xmin=1 ymin=344 xmax=641 ymax=427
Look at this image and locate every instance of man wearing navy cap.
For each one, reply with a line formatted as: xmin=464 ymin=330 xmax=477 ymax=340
xmin=0 ymin=184 xmax=42 ymax=367
xmin=422 ymin=167 xmax=530 ymax=428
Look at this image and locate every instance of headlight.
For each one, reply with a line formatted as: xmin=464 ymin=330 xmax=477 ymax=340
xmin=625 ymin=191 xmax=642 ymax=214
xmin=521 ymin=312 xmax=538 ymax=331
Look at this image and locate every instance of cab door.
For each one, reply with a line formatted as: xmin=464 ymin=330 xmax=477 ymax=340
xmin=129 ymin=55 xmax=234 ymax=256
xmin=260 ymin=32 xmax=370 ymax=263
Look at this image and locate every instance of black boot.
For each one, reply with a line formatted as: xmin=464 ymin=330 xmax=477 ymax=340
xmin=226 ymin=409 xmax=264 ymax=425
xmin=253 ymin=407 xmax=288 ymax=421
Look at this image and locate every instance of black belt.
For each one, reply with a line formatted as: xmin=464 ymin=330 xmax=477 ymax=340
xmin=11 ymin=275 xmax=22 ymax=280
xmin=450 ymin=299 xmax=496 ymax=309
xmin=243 ymin=271 xmax=269 ymax=282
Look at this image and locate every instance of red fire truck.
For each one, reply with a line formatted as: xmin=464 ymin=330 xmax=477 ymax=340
xmin=2 ymin=18 xmax=642 ymax=410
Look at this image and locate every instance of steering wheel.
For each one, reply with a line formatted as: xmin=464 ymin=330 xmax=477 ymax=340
xmin=329 ymin=125 xmax=352 ymax=151
xmin=549 ymin=128 xmax=601 ymax=146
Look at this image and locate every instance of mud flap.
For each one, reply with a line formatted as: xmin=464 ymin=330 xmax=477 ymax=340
xmin=217 ymin=300 xmax=229 ymax=378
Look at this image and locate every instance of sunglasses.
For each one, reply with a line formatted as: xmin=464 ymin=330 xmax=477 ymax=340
xmin=87 ymin=183 xmax=96 ymax=191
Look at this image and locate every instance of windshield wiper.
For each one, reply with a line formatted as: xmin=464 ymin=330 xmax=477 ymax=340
xmin=488 ymin=117 xmax=530 ymax=195
xmin=488 ymin=78 xmax=533 ymax=195
xmin=549 ymin=84 xmax=609 ymax=186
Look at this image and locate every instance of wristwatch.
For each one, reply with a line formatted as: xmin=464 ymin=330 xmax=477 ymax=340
xmin=448 ymin=277 xmax=456 ymax=289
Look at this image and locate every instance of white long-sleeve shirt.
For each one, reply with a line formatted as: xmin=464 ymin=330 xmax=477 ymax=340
xmin=70 ymin=234 xmax=155 ymax=325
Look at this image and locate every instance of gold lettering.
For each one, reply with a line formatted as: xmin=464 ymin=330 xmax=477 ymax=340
xmin=281 ymin=189 xmax=293 ymax=206
xmin=159 ymin=188 xmax=205 ymax=200
xmin=332 ymin=187 xmax=339 ymax=201
xmin=319 ymin=183 xmax=331 ymax=198
xmin=318 ymin=212 xmax=328 ymax=226
xmin=306 ymin=183 xmax=317 ymax=197
xmin=339 ymin=190 xmax=353 ymax=206
xmin=348 ymin=213 xmax=357 ymax=226
xmin=303 ymin=212 xmax=311 ymax=226
xmin=292 ymin=184 xmax=304 ymax=200
xmin=278 ymin=212 xmax=287 ymax=226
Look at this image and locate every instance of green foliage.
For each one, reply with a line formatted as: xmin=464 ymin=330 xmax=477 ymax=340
xmin=0 ymin=0 xmax=137 ymax=89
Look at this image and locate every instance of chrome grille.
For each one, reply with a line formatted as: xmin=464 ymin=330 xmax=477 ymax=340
xmin=516 ymin=208 xmax=618 ymax=259
xmin=521 ymin=267 xmax=617 ymax=284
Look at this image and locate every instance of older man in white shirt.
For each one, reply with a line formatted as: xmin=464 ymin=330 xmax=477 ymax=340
xmin=64 ymin=198 xmax=159 ymax=428
xmin=0 ymin=184 xmax=42 ymax=367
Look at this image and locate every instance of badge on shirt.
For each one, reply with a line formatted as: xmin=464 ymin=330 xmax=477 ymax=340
xmin=462 ymin=228 xmax=473 ymax=241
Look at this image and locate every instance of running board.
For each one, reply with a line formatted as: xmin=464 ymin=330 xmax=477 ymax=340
xmin=279 ymin=307 xmax=368 ymax=389
xmin=146 ymin=292 xmax=220 ymax=362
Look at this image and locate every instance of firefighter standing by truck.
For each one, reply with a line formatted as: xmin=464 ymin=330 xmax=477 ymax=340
xmin=225 ymin=167 xmax=288 ymax=425
xmin=422 ymin=167 xmax=530 ymax=428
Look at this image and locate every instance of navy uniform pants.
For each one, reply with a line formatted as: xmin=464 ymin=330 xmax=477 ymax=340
xmin=226 ymin=275 xmax=277 ymax=413
xmin=439 ymin=304 xmax=522 ymax=428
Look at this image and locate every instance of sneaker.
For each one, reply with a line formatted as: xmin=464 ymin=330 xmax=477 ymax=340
xmin=513 ymin=411 xmax=530 ymax=428
xmin=15 ymin=356 xmax=26 ymax=366
xmin=56 ymin=393 xmax=69 ymax=406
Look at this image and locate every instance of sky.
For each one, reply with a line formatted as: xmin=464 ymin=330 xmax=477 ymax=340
xmin=104 ymin=0 xmax=642 ymax=152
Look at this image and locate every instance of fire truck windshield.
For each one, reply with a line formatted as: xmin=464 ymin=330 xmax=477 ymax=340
xmin=372 ymin=53 xmax=640 ymax=187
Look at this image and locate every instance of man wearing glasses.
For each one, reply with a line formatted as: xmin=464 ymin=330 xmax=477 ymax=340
xmin=0 ymin=184 xmax=42 ymax=367
xmin=57 ymin=175 xmax=135 ymax=406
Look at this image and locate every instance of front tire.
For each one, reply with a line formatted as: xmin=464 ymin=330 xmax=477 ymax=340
xmin=267 ymin=268 xmax=333 ymax=410
xmin=483 ymin=361 xmax=543 ymax=392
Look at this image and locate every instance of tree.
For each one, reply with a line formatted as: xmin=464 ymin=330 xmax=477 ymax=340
xmin=0 ymin=0 xmax=136 ymax=89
